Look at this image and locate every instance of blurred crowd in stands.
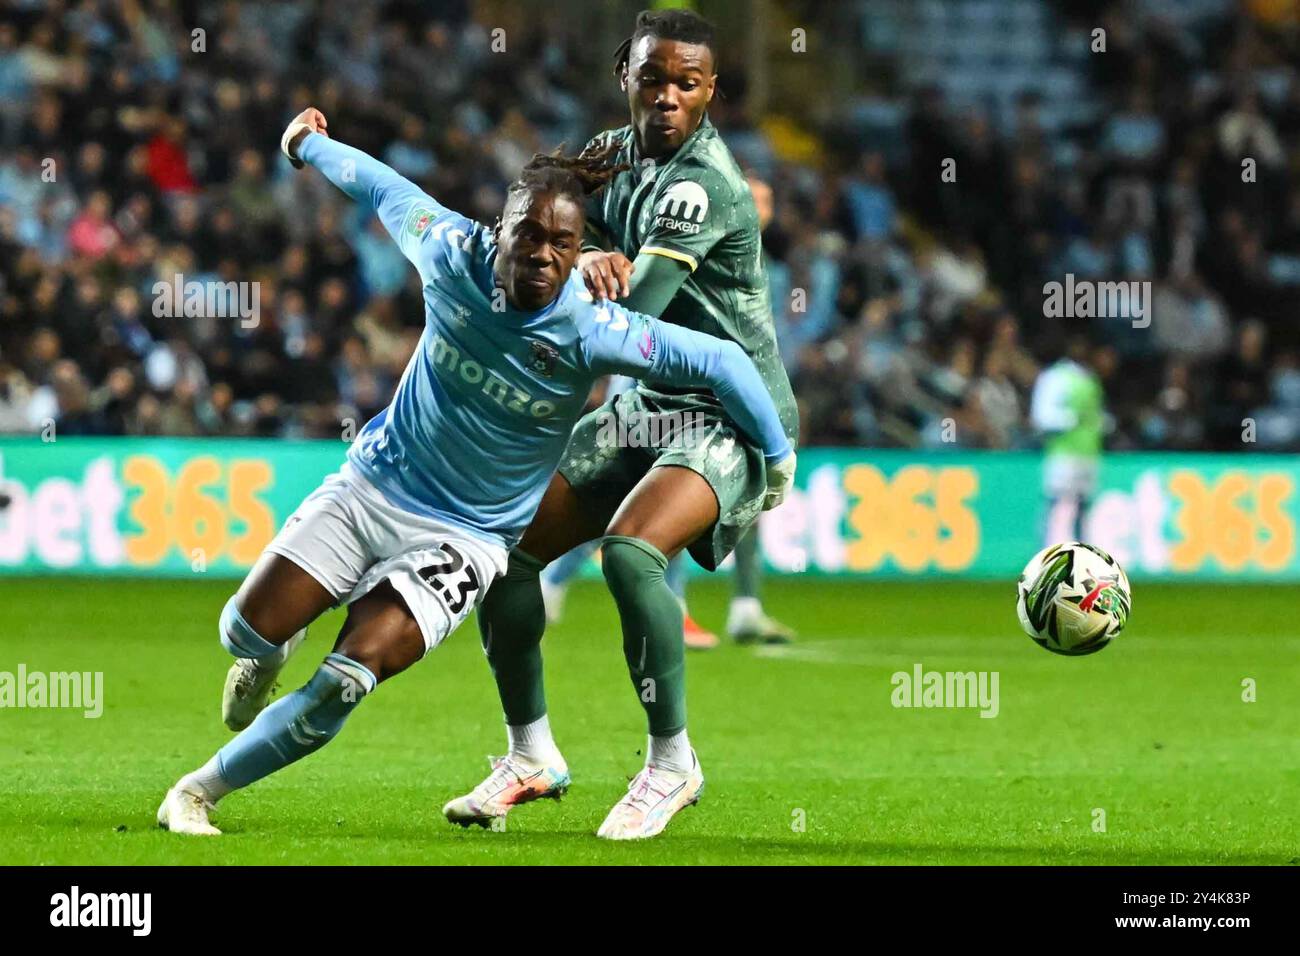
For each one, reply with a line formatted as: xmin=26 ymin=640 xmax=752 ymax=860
xmin=1 ymin=0 xmax=1297 ymax=450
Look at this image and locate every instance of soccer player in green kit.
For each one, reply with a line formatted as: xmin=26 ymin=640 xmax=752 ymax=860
xmin=444 ymin=9 xmax=799 ymax=839
xmin=1029 ymin=335 xmax=1113 ymax=544
xmin=538 ymin=173 xmax=798 ymax=650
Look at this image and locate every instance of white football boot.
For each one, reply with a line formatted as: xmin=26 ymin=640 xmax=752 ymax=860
xmin=727 ymin=600 xmax=797 ymax=645
xmin=596 ymin=750 xmax=704 ymax=840
xmin=221 ymin=628 xmax=306 ymax=730
xmin=443 ymin=754 xmax=571 ymax=828
xmin=157 ymin=786 xmax=221 ymax=836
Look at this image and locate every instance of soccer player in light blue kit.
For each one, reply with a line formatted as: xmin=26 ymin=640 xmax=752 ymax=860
xmin=156 ymin=107 xmax=796 ymax=836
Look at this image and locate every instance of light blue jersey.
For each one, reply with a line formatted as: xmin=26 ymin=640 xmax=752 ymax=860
xmin=297 ymin=133 xmax=792 ymax=549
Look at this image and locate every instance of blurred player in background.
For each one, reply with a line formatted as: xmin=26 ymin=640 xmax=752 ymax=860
xmin=1029 ymin=335 xmax=1115 ymax=544
xmin=156 ymin=107 xmax=794 ymax=837
xmin=447 ymin=8 xmax=799 ymax=840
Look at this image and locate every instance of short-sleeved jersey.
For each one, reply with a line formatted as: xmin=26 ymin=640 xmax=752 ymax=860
xmin=582 ymin=116 xmax=799 ymax=441
xmin=1030 ymin=359 xmax=1104 ymax=460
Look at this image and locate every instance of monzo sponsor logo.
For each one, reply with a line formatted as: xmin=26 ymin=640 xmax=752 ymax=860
xmin=429 ymin=333 xmax=557 ymax=418
xmin=654 ymin=181 xmax=708 ymax=235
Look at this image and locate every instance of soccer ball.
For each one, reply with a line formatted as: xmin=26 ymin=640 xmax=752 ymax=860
xmin=1016 ymin=542 xmax=1131 ymax=655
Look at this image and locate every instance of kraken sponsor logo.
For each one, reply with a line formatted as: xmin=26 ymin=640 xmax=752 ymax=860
xmin=653 ymin=180 xmax=708 ymax=234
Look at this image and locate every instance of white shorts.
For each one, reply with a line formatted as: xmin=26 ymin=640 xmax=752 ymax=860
xmin=1042 ymin=455 xmax=1099 ymax=498
xmin=265 ymin=463 xmax=508 ymax=656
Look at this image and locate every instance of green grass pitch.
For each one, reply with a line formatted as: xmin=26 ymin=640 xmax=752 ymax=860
xmin=1 ymin=576 xmax=1295 ymax=865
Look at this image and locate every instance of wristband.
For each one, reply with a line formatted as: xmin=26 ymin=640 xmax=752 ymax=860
xmin=280 ymin=122 xmax=313 ymax=169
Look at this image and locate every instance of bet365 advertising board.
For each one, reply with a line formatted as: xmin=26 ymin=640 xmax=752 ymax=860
xmin=0 ymin=439 xmax=1294 ymax=581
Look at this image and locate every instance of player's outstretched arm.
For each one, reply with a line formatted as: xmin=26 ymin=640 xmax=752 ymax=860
xmin=585 ymin=310 xmax=796 ymax=506
xmin=281 ymin=108 xmax=449 ymax=273
xmin=582 ymin=306 xmax=795 ymax=507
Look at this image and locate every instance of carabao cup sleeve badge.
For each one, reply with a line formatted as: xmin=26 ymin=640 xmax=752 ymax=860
xmin=405 ymin=206 xmax=437 ymax=237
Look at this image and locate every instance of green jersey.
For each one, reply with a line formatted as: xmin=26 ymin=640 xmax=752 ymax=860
xmin=1030 ymin=359 xmax=1104 ymax=460
xmin=582 ymin=116 xmax=799 ymax=441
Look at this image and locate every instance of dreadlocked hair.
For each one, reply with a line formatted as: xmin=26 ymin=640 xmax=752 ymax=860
xmin=612 ymin=8 xmax=717 ymax=77
xmin=507 ymin=140 xmax=630 ymax=204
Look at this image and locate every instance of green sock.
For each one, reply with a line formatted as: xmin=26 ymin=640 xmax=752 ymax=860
xmin=734 ymin=526 xmax=761 ymax=600
xmin=478 ymin=549 xmax=548 ymax=726
xmin=601 ymin=535 xmax=687 ymax=737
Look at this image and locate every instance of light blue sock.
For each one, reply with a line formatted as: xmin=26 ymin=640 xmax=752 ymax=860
xmin=665 ymin=553 xmax=688 ymax=602
xmin=219 ymin=596 xmax=279 ymax=659
xmin=203 ymin=653 xmax=377 ymax=794
xmin=542 ymin=541 xmax=599 ymax=587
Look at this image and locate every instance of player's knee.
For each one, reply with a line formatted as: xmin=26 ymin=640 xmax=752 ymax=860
xmin=334 ymin=639 xmax=408 ymax=684
xmin=219 ymin=595 xmax=284 ymax=659
xmin=479 ymin=553 xmax=547 ymax=662
xmin=334 ymin=612 xmax=425 ymax=684
xmin=600 ymin=535 xmax=667 ymax=602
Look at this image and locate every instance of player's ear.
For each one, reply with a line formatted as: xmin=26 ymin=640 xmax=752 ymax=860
xmin=491 ymin=216 xmax=502 ymax=244
xmin=706 ymin=74 xmax=717 ymax=104
xmin=619 ymin=63 xmax=629 ymax=93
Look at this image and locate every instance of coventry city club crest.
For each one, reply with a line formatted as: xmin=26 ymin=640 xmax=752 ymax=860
xmin=527 ymin=340 xmax=558 ymax=378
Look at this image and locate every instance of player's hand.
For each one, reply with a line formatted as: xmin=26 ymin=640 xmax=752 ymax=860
xmin=579 ymin=251 xmax=634 ymax=301
xmin=281 ymin=107 xmax=329 ymax=169
xmin=763 ymin=451 xmax=796 ymax=511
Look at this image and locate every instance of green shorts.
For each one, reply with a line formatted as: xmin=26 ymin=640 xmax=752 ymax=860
xmin=557 ymin=388 xmax=767 ymax=571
